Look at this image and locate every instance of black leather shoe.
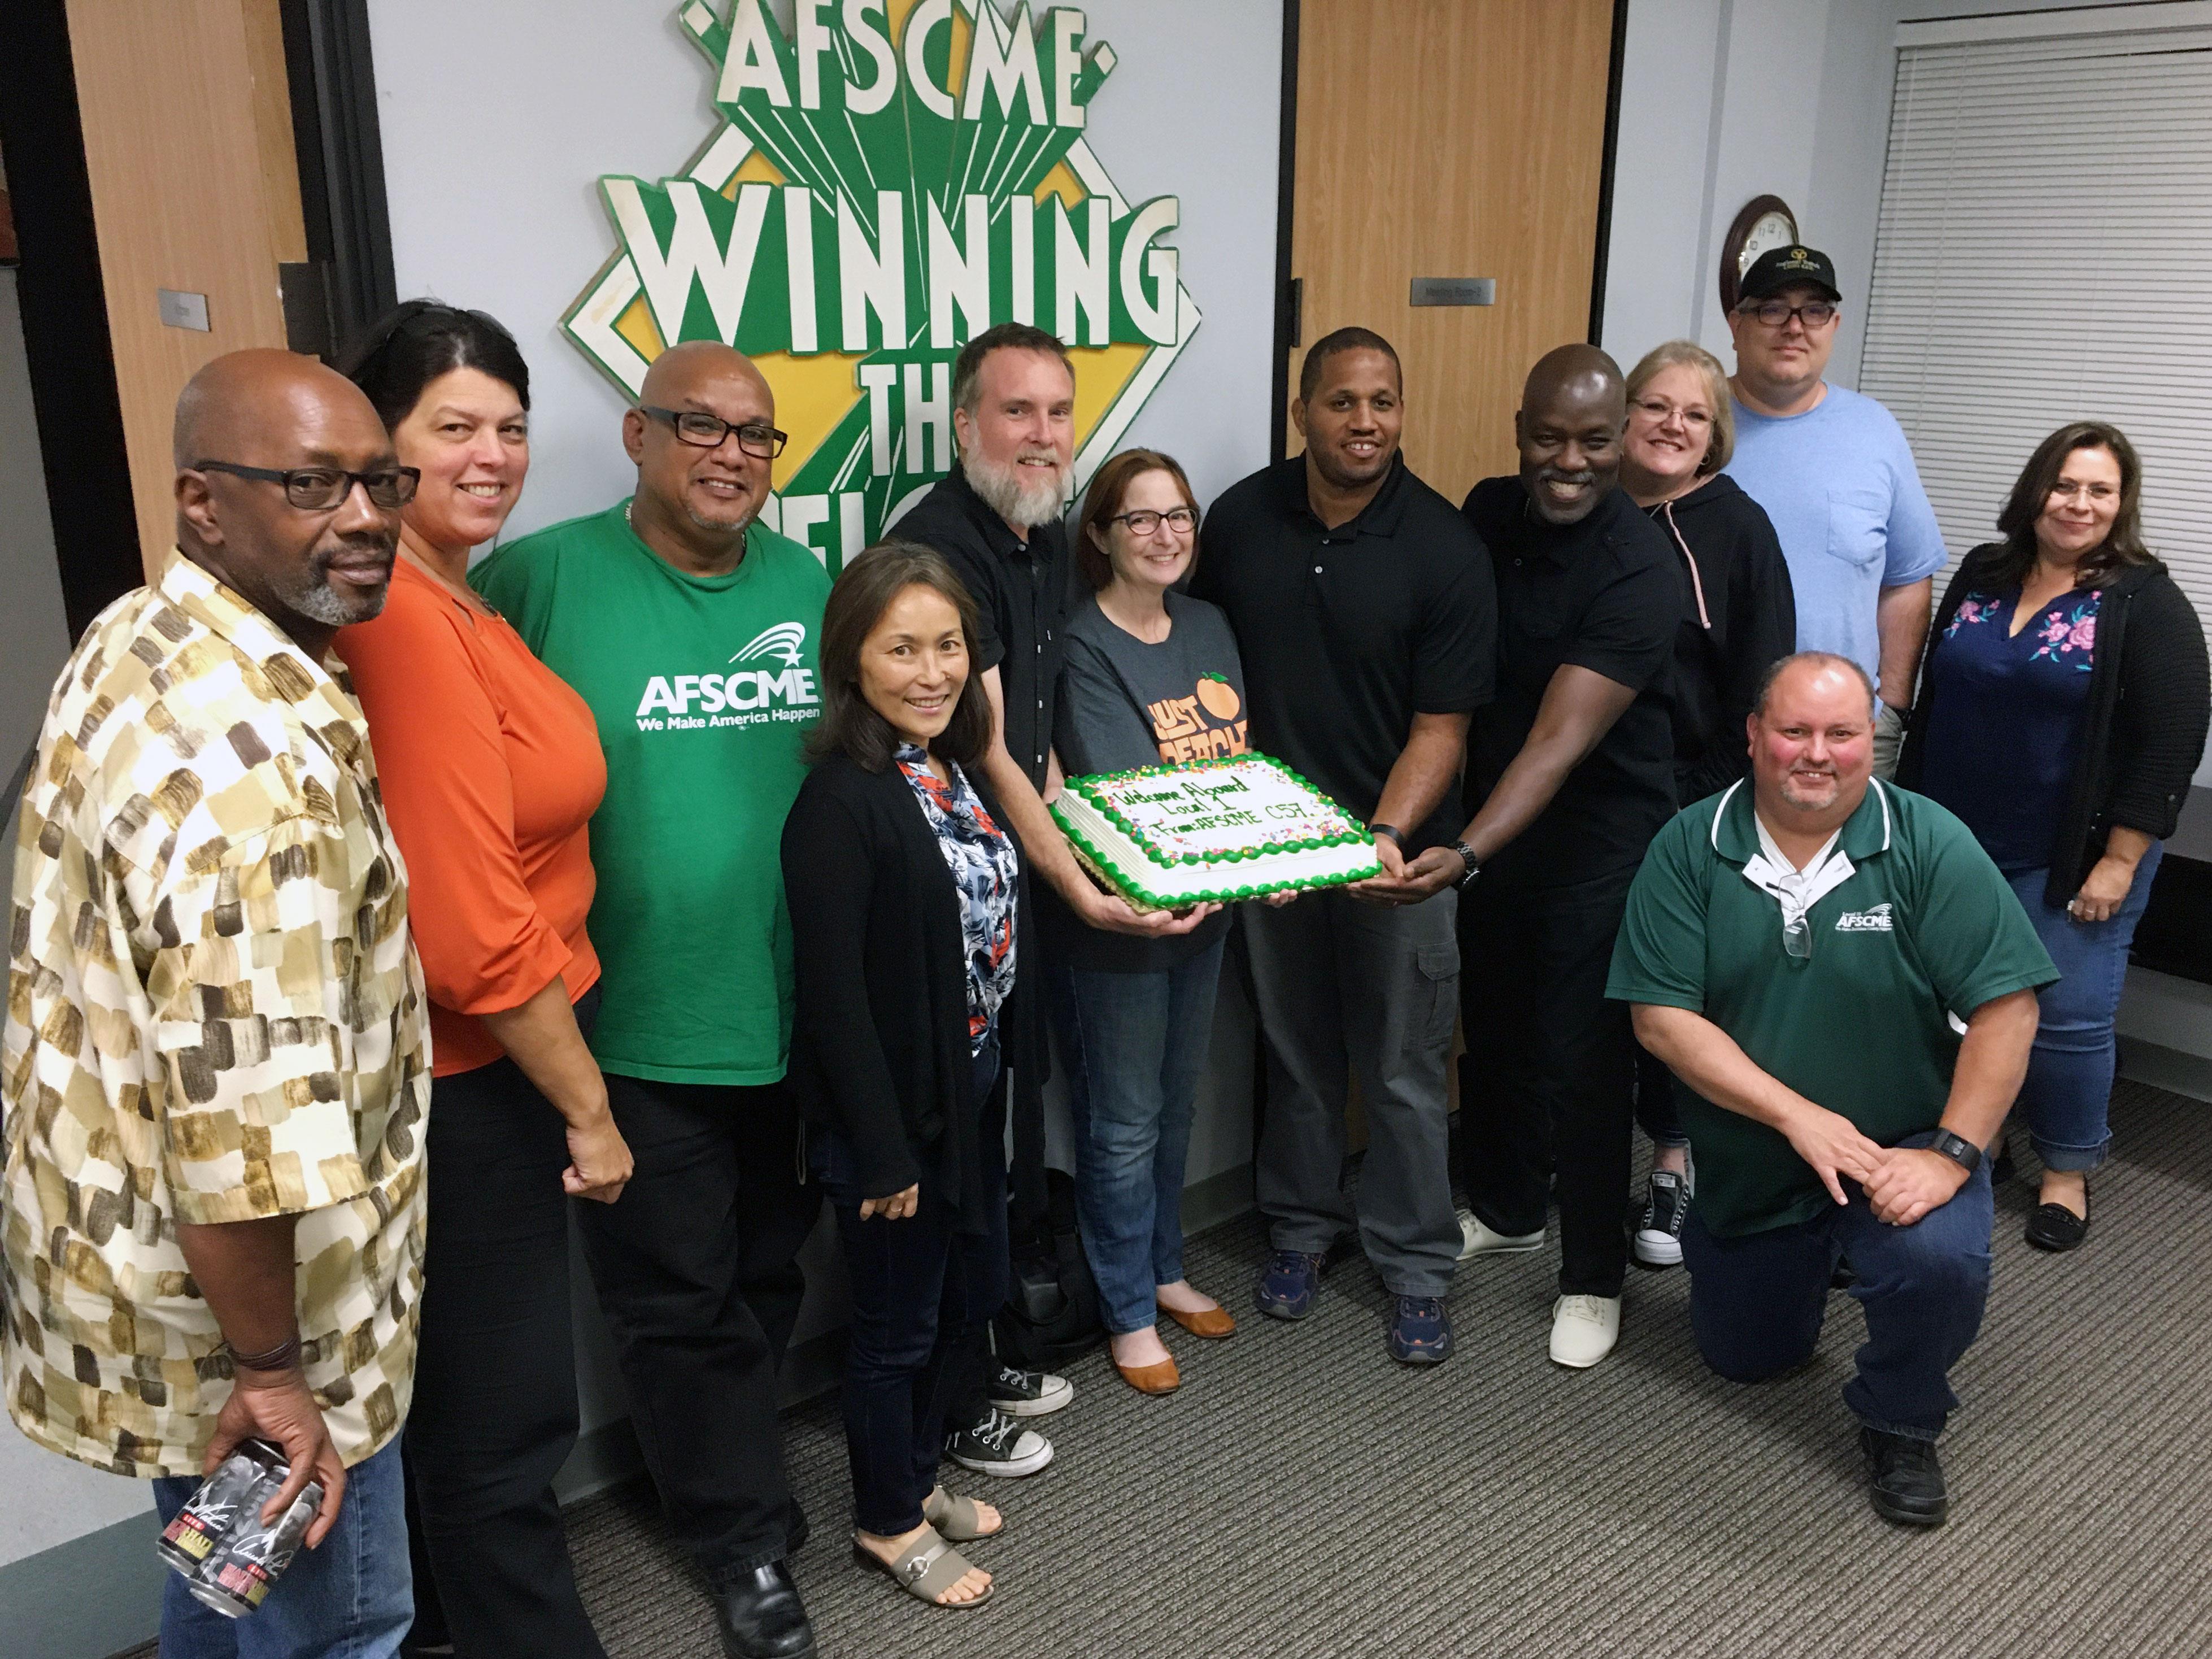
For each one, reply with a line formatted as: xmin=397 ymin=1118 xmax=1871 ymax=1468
xmin=2025 ymin=1186 xmax=2089 ymax=1252
xmin=713 ymin=1562 xmax=818 ymax=1659
xmin=1860 ymin=1427 xmax=1948 ymax=1527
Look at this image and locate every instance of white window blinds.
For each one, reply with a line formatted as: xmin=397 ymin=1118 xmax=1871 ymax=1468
xmin=1860 ymin=9 xmax=2212 ymax=667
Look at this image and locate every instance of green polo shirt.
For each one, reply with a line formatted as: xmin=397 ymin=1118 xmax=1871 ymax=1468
xmin=1607 ymin=778 xmax=2056 ymax=1238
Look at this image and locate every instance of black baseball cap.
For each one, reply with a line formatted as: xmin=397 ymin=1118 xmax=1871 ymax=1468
xmin=1739 ymin=245 xmax=1841 ymax=304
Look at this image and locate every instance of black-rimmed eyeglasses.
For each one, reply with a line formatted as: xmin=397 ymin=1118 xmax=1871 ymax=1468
xmin=1107 ymin=506 xmax=1198 ymax=536
xmin=1738 ymin=299 xmax=1838 ymax=330
xmin=639 ymin=406 xmax=789 ymax=458
xmin=192 ymin=461 xmax=420 ymax=510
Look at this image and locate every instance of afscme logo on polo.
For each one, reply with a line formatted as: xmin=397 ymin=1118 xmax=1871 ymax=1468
xmin=1835 ymin=902 xmax=1895 ymax=933
xmin=634 ymin=623 xmax=820 ymax=731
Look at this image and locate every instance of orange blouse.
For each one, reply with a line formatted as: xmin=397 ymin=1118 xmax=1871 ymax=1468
xmin=338 ymin=558 xmax=607 ymax=1075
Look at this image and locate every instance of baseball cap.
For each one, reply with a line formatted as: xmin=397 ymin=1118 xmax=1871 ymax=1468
xmin=1738 ymin=245 xmax=1840 ymax=304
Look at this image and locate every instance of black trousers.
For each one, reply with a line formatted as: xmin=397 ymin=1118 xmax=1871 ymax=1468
xmin=1457 ymin=864 xmax=1639 ymax=1298
xmin=406 ymin=1000 xmax=606 ymax=1659
xmin=577 ymin=1071 xmax=820 ymax=1581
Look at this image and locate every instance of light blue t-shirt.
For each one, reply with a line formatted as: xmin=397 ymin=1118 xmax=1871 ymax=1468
xmin=1725 ymin=384 xmax=1947 ymax=686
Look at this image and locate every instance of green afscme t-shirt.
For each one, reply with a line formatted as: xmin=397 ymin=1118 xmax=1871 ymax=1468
xmin=473 ymin=500 xmax=831 ymax=1085
xmin=1606 ymin=778 xmax=2057 ymax=1238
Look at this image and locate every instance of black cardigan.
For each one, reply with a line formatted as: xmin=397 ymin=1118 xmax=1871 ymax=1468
xmin=779 ymin=752 xmax=1045 ymax=1235
xmin=1898 ymin=546 xmax=2210 ymax=906
xmin=1645 ymin=473 xmax=1798 ymax=803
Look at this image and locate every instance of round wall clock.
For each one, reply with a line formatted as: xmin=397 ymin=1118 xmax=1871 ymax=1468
xmin=1718 ymin=195 xmax=1799 ymax=315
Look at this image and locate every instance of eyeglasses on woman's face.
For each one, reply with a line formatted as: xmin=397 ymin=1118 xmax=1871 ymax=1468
xmin=1107 ymin=506 xmax=1198 ymax=537
xmin=1631 ymin=398 xmax=1714 ymax=432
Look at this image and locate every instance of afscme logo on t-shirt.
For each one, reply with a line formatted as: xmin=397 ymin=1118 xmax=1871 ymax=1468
xmin=633 ymin=623 xmax=820 ymax=730
xmin=1834 ymin=902 xmax=1895 ymax=933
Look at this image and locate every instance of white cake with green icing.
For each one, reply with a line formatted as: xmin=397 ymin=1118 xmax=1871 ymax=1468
xmin=1051 ymin=753 xmax=1382 ymax=909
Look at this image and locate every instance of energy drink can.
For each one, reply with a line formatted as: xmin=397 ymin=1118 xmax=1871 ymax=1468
xmin=155 ymin=1439 xmax=284 ymax=1578
xmin=156 ymin=1439 xmax=324 ymax=1619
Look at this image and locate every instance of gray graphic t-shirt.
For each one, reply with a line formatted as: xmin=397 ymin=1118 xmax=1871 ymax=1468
xmin=1051 ymin=589 xmax=1247 ymax=972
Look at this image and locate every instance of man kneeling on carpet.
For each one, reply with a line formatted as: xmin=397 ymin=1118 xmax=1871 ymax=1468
xmin=782 ymin=542 xmax=1046 ymax=1609
xmin=1608 ymin=651 xmax=2054 ymax=1526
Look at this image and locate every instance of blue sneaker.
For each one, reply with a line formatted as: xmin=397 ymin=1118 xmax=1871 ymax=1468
xmin=1254 ymin=1249 xmax=1328 ymax=1320
xmin=1387 ymin=1295 xmax=1453 ymax=1365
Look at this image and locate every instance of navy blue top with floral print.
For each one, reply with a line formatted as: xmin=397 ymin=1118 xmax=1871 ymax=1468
xmin=1918 ymin=586 xmax=2101 ymax=873
xmin=895 ymin=742 xmax=1018 ymax=1053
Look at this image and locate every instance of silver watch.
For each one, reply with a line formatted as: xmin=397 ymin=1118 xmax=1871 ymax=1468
xmin=1452 ymin=841 xmax=1482 ymax=889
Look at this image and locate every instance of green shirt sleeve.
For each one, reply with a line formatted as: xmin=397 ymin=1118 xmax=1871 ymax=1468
xmin=1902 ymin=802 xmax=2059 ymax=1016
xmin=1606 ymin=810 xmax=1711 ymax=1012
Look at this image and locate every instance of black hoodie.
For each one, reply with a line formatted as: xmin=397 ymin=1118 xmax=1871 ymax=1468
xmin=1641 ymin=472 xmax=1797 ymax=804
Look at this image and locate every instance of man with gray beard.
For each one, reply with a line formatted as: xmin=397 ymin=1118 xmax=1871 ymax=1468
xmin=890 ymin=323 xmax=1204 ymax=1481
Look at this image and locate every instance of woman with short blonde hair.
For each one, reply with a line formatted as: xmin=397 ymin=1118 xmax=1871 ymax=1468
xmin=1616 ymin=337 xmax=1797 ymax=1270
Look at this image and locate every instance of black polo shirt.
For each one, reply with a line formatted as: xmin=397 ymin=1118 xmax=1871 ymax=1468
xmin=1192 ymin=454 xmax=1495 ymax=851
xmin=890 ymin=464 xmax=1076 ymax=791
xmin=1460 ymin=477 xmax=1681 ymax=887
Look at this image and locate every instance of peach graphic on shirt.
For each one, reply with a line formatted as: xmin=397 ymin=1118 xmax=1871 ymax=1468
xmin=1195 ymin=674 xmax=1242 ymax=721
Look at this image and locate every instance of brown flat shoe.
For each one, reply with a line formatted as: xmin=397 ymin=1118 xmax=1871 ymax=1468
xmin=1114 ymin=1353 xmax=1181 ymax=1395
xmin=1159 ymin=1302 xmax=1236 ymax=1340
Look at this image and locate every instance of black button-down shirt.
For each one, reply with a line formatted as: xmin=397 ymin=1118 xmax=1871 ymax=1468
xmin=1460 ymin=477 xmax=1681 ymax=886
xmin=890 ymin=465 xmax=1076 ymax=792
xmin=1194 ymin=454 xmax=1495 ymax=851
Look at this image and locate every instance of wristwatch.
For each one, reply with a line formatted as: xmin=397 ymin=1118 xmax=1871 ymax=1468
xmin=1452 ymin=839 xmax=1483 ymax=889
xmin=1926 ymin=1130 xmax=1983 ymax=1176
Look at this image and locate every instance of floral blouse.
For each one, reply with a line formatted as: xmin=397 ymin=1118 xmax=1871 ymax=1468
xmin=895 ymin=742 xmax=1018 ymax=1053
xmin=1921 ymin=585 xmax=2102 ymax=872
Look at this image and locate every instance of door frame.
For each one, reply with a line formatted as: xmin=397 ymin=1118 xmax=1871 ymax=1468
xmin=1266 ymin=0 xmax=1633 ymax=460
xmin=0 ymin=0 xmax=398 ymax=634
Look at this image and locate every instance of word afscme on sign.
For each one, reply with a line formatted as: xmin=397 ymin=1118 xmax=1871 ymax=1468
xmin=565 ymin=0 xmax=1201 ymax=573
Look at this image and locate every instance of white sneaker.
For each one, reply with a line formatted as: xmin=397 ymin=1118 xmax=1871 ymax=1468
xmin=1549 ymin=1295 xmax=1621 ymax=1368
xmin=1457 ymin=1208 xmax=1545 ymax=1262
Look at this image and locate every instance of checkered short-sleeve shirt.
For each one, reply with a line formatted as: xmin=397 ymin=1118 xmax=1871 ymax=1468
xmin=3 ymin=556 xmax=430 ymax=1478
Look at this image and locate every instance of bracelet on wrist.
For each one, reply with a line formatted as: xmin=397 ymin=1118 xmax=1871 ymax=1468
xmin=1367 ymin=822 xmax=1403 ymax=846
xmin=225 ymin=1335 xmax=303 ymax=1374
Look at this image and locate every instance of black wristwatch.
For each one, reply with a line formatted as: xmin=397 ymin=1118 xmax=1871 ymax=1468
xmin=1927 ymin=1130 xmax=1982 ymax=1176
xmin=1452 ymin=840 xmax=1482 ymax=889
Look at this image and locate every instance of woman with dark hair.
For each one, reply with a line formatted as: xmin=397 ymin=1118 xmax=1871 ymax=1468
xmin=1901 ymin=421 xmax=2209 ymax=1251
xmin=781 ymin=542 xmax=1038 ymax=1611
xmin=1615 ymin=340 xmax=1796 ymax=1269
xmin=335 ymin=301 xmax=626 ymax=1658
xmin=1049 ymin=449 xmax=1242 ymax=1395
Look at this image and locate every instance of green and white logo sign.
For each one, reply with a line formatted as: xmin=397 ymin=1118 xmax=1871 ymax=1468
xmin=565 ymin=0 xmax=1200 ymax=571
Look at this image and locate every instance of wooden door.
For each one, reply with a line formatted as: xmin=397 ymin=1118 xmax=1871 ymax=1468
xmin=1288 ymin=0 xmax=1616 ymax=503
xmin=66 ymin=0 xmax=308 ymax=574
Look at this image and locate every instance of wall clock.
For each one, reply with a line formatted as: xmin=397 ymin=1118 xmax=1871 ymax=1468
xmin=1719 ymin=195 xmax=1798 ymax=315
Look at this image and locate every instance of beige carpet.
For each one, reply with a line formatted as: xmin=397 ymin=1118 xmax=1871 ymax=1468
xmin=125 ymin=1079 xmax=2212 ymax=1657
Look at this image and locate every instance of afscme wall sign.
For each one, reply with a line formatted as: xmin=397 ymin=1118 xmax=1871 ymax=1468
xmin=564 ymin=0 xmax=1201 ymax=572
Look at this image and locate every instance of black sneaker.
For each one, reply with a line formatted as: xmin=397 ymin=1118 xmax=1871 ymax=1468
xmin=943 ymin=1406 xmax=1054 ymax=1477
xmin=1632 ymin=1170 xmax=1689 ymax=1268
xmin=1860 ymin=1427 xmax=1948 ymax=1527
xmin=986 ymin=1362 xmax=1074 ymax=1417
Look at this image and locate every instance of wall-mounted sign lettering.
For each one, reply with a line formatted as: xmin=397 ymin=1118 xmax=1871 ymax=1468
xmin=565 ymin=0 xmax=1201 ymax=571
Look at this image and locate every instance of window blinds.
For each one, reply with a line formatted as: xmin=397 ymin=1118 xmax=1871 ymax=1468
xmin=1860 ymin=14 xmax=2212 ymax=660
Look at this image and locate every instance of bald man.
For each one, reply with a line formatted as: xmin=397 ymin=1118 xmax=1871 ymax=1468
xmin=473 ymin=341 xmax=825 ymax=1658
xmin=1394 ymin=345 xmax=1682 ymax=1369
xmin=5 ymin=350 xmax=429 ymax=1653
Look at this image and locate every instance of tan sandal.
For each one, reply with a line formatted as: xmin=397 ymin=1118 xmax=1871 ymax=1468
xmin=922 ymin=1486 xmax=1003 ymax=1542
xmin=853 ymin=1523 xmax=994 ymax=1608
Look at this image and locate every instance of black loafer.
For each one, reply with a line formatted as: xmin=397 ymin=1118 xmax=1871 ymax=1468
xmin=713 ymin=1562 xmax=818 ymax=1659
xmin=1860 ymin=1427 xmax=1948 ymax=1527
xmin=2025 ymin=1200 xmax=2089 ymax=1252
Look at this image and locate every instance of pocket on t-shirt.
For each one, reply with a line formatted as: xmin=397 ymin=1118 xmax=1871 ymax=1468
xmin=1825 ymin=484 xmax=1892 ymax=572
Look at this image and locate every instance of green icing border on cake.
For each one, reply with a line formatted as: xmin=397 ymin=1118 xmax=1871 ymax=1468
xmin=1066 ymin=753 xmax=1373 ymax=870
xmin=1050 ymin=753 xmax=1382 ymax=909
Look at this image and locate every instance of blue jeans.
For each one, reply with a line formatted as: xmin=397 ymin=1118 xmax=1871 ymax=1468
xmin=1048 ymin=939 xmax=1226 ymax=1335
xmin=2005 ymin=841 xmax=2163 ymax=1173
xmin=814 ymin=1039 xmax=1007 ymax=1538
xmin=154 ymin=1432 xmax=411 ymax=1659
xmin=1682 ymin=1131 xmax=1993 ymax=1439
